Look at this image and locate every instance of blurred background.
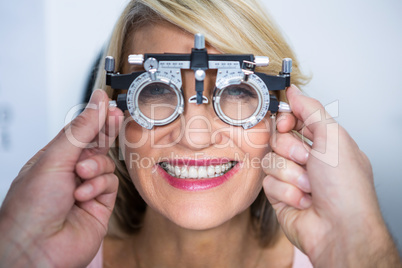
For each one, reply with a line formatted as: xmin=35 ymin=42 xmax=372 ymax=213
xmin=0 ymin=0 xmax=401 ymax=254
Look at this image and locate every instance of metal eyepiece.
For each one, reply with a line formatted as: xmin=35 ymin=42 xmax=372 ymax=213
xmin=281 ymin=58 xmax=292 ymax=74
xmin=128 ymin=54 xmax=144 ymax=65
xmin=194 ymin=33 xmax=205 ymax=50
xmin=105 ymin=56 xmax=115 ymax=72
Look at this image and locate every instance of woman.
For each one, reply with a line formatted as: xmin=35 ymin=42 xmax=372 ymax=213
xmin=0 ymin=0 xmax=400 ymax=267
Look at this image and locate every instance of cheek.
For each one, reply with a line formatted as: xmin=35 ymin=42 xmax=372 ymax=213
xmin=119 ymin=120 xmax=153 ymax=189
xmin=245 ymin=118 xmax=273 ymax=147
xmin=116 ymin=114 xmax=273 ymax=230
xmin=120 ymin=121 xmax=173 ymax=203
xmin=232 ymin=118 xmax=272 ymax=160
xmin=121 ymin=116 xmax=150 ymax=146
xmin=230 ymin=119 xmax=273 ymax=192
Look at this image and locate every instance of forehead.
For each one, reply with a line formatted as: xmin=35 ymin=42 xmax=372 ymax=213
xmin=127 ymin=22 xmax=220 ymax=55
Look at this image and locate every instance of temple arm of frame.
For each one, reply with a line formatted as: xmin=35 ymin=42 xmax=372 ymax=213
xmin=106 ymin=71 xmax=145 ymax=90
xmin=255 ymin=72 xmax=291 ymax=91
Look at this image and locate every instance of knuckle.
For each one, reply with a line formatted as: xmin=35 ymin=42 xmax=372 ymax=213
xmin=96 ymin=175 xmax=108 ymax=190
xmin=102 ymin=173 xmax=119 ymax=193
xmin=70 ymin=114 xmax=98 ymax=141
xmin=71 ymin=114 xmax=88 ymax=130
xmin=94 ymin=155 xmax=116 ymax=174
xmin=106 ymin=156 xmax=116 ymax=171
xmin=110 ymin=174 xmax=119 ymax=191
xmin=283 ymin=186 xmax=300 ymax=204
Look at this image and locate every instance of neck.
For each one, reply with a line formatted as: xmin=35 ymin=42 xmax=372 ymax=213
xmin=122 ymin=207 xmax=292 ymax=268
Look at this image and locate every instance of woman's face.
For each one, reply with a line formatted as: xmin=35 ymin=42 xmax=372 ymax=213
xmin=121 ymin=22 xmax=273 ymax=230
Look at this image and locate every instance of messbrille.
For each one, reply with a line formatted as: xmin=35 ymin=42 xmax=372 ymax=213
xmin=105 ymin=33 xmax=292 ymax=129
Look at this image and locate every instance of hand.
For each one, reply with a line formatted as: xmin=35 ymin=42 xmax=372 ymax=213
xmin=0 ymin=89 xmax=123 ymax=267
xmin=262 ymin=85 xmax=401 ymax=267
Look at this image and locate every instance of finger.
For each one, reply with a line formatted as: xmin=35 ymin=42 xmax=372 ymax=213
xmin=293 ymin=121 xmax=314 ymax=142
xmin=262 ymin=152 xmax=311 ymax=193
xmin=276 ymin=112 xmax=297 ymax=133
xmin=287 ymin=85 xmax=337 ymax=150
xmin=79 ymin=104 xmax=124 ymax=160
xmin=75 ymin=154 xmax=116 ymax=180
xmin=74 ymin=173 xmax=118 ymax=229
xmin=270 ymin=132 xmax=311 ymax=165
xmin=74 ymin=173 xmax=118 ymax=203
xmin=39 ymin=90 xmax=112 ymax=170
xmin=263 ymin=175 xmax=312 ymax=210
xmin=275 ymin=108 xmax=314 ymax=145
xmin=275 ymin=101 xmax=314 ymax=140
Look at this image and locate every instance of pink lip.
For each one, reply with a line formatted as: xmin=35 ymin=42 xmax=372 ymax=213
xmin=156 ymin=162 xmax=240 ymax=191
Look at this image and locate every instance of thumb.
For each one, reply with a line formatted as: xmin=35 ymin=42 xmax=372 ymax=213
xmin=39 ymin=89 xmax=110 ymax=171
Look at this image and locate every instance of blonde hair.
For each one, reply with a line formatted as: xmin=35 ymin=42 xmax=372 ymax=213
xmin=93 ymin=0 xmax=308 ymax=246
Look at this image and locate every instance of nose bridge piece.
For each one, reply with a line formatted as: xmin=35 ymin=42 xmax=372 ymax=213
xmin=188 ymin=94 xmax=209 ymax=104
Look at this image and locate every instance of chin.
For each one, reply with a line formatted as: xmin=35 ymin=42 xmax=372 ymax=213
xmin=163 ymin=202 xmax=247 ymax=231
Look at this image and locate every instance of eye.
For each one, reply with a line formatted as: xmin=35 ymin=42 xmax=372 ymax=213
xmin=142 ymin=84 xmax=172 ymax=96
xmin=138 ymin=82 xmax=177 ymax=104
xmin=137 ymin=82 xmax=180 ymax=120
xmin=217 ymin=83 xmax=260 ymax=120
xmin=227 ymin=87 xmax=243 ymax=96
xmin=221 ymin=84 xmax=258 ymax=99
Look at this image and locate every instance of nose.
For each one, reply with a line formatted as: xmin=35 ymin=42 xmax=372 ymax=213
xmin=170 ymin=70 xmax=223 ymax=150
xmin=180 ymin=103 xmax=218 ymax=149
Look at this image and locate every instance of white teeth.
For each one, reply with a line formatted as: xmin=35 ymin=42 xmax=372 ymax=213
xmin=161 ymin=162 xmax=236 ymax=179
xmin=189 ymin=166 xmax=197 ymax=178
xmin=181 ymin=166 xmax=188 ymax=177
xmin=198 ymin=166 xmax=207 ymax=178
xmin=207 ymin=166 xmax=215 ymax=176
xmin=175 ymin=166 xmax=181 ymax=177
xmin=215 ymin=165 xmax=222 ymax=174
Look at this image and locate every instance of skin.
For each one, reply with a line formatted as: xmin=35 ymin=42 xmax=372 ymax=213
xmin=264 ymin=85 xmax=401 ymax=266
xmin=0 ymin=90 xmax=123 ymax=267
xmin=122 ymin=23 xmax=275 ymax=231
xmin=105 ymin=22 xmax=294 ymax=267
xmin=0 ymin=22 xmax=400 ymax=268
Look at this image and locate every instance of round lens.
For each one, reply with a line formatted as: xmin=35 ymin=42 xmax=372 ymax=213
xmin=138 ymin=82 xmax=178 ymax=120
xmin=219 ymin=83 xmax=260 ymax=120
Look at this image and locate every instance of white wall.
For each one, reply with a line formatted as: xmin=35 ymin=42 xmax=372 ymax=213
xmin=43 ymin=0 xmax=130 ymax=137
xmin=1 ymin=0 xmax=401 ymax=254
xmin=263 ymin=0 xmax=402 ymax=253
xmin=0 ymin=0 xmax=128 ymax=195
xmin=0 ymin=0 xmax=48 ymax=197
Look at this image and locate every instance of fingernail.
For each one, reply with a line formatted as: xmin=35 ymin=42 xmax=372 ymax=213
xmin=290 ymin=144 xmax=309 ymax=164
xmin=297 ymin=173 xmax=311 ymax=192
xmin=80 ymin=183 xmax=93 ymax=195
xmin=299 ymin=195 xmax=312 ymax=209
xmin=88 ymin=89 xmax=103 ymax=106
xmin=78 ymin=159 xmax=98 ymax=172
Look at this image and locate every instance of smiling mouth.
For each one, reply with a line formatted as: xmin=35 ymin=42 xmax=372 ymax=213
xmin=159 ymin=161 xmax=238 ymax=179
